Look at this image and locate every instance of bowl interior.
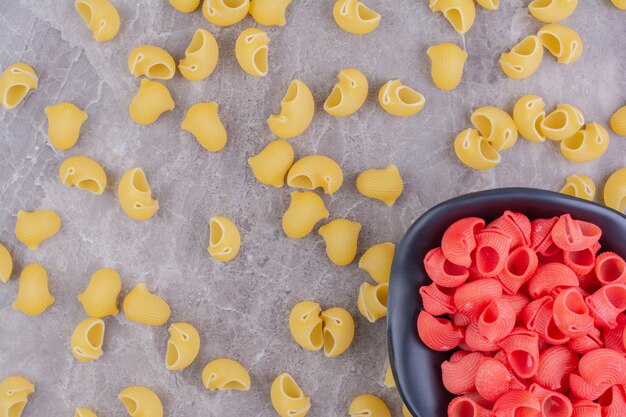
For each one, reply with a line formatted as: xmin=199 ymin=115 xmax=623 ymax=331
xmin=387 ymin=188 xmax=626 ymax=417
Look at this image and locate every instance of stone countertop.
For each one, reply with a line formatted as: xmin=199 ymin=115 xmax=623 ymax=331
xmin=0 ymin=1 xmax=624 ymax=416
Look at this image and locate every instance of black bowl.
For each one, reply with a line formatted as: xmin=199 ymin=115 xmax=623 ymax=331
xmin=387 ymin=188 xmax=626 ymax=417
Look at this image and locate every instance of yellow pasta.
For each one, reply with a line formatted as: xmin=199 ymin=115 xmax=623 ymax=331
xmin=129 ymin=79 xmax=174 ymax=125
xmin=75 ymin=407 xmax=98 ymax=417
xmin=0 ymin=375 xmax=34 ymax=417
xmin=166 ymin=322 xmax=200 ymax=371
xmin=454 ymin=128 xmax=501 ymax=170
xmin=168 ymin=0 xmax=200 ymax=12
xmin=560 ymin=174 xmax=595 ymax=201
xmin=202 ymin=0 xmax=250 ymax=26
xmin=356 ymin=165 xmax=404 ymax=206
xmin=357 ymin=282 xmax=388 ymax=322
xmin=122 ymin=284 xmax=171 ymax=326
xmin=324 ymin=68 xmax=368 ymax=117
xmin=271 ymin=373 xmax=311 ymax=417
xmin=470 ymin=106 xmax=518 ymax=151
xmin=267 ymin=80 xmax=315 ymax=139
xmin=611 ymin=0 xmax=626 ymax=9
xmin=603 ymin=168 xmax=626 ymax=213
xmin=118 ymin=386 xmax=163 ymax=417
xmin=476 ymin=0 xmax=499 ymax=10
xmin=117 ymin=168 xmax=159 ymax=221
xmin=74 ymin=0 xmax=120 ymax=42
xmin=541 ymin=103 xmax=584 ymax=141
xmin=383 ymin=365 xmax=396 ymax=388
xmin=179 ymin=29 xmax=219 ymax=81
xmin=15 ymin=210 xmax=61 ymax=250
xmin=208 ymin=216 xmax=241 ymax=262
xmin=77 ymin=268 xmax=122 ymax=318
xmin=0 ymin=62 xmax=38 ymax=109
xmin=235 ymin=28 xmax=270 ymax=77
xmin=528 ymin=0 xmax=578 ymax=23
xmin=70 ymin=318 xmax=105 ymax=362
xmin=289 ymin=301 xmax=323 ymax=351
xmin=12 ymin=264 xmax=54 ymax=316
xmin=286 ymin=155 xmax=344 ymax=195
xmin=44 ymin=102 xmax=88 ymax=150
xmin=499 ymin=35 xmax=544 ymax=80
xmin=249 ymin=0 xmax=292 ymax=26
xmin=427 ymin=43 xmax=468 ymax=91
xmin=248 ymin=140 xmax=295 ymax=187
xmin=537 ymin=24 xmax=583 ymax=65
xmin=513 ymin=94 xmax=546 ymax=143
xmin=378 ymin=80 xmax=425 ymax=117
xmin=359 ymin=242 xmax=395 ymax=284
xmin=282 ymin=192 xmax=329 ymax=239
xmin=181 ymin=102 xmax=227 ymax=152
xmin=0 ymin=243 xmax=13 ymax=283
xmin=402 ymin=404 xmax=412 ymax=417
xmin=428 ymin=0 xmax=475 ymax=34
xmin=560 ymin=122 xmax=610 ymax=163
xmin=610 ymin=106 xmax=626 ymax=136
xmin=59 ymin=156 xmax=107 ymax=195
xmin=349 ymin=394 xmax=391 ymax=417
xmin=318 ymin=219 xmax=362 ymax=266
xmin=333 ymin=0 xmax=381 ymax=35
xmin=127 ymin=46 xmax=176 ymax=80
xmin=202 ymin=358 xmax=251 ymax=391
xmin=320 ymin=307 xmax=354 ymax=358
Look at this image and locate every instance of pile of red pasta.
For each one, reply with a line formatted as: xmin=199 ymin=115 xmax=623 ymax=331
xmin=416 ymin=211 xmax=626 ymax=417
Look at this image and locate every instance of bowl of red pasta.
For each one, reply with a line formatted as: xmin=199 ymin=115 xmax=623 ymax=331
xmin=387 ymin=187 xmax=626 ymax=417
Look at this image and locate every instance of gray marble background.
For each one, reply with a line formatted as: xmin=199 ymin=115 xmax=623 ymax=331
xmin=0 ymin=1 xmax=624 ymax=416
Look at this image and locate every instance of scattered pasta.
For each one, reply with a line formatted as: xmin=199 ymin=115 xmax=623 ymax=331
xmin=378 ymin=80 xmax=425 ymax=117
xmin=476 ymin=0 xmax=499 ymax=10
xmin=428 ymin=0 xmax=475 ymax=34
xmin=0 ymin=62 xmax=38 ymax=109
xmin=470 ymin=106 xmax=518 ymax=151
xmin=122 ymin=284 xmax=171 ymax=326
xmin=208 ymin=216 xmax=241 ymax=262
xmin=288 ymin=301 xmax=323 ymax=351
xmin=560 ymin=122 xmax=609 ymax=163
xmin=541 ymin=103 xmax=584 ymax=141
xmin=528 ymin=0 xmax=578 ymax=23
xmin=59 ymin=156 xmax=107 ymax=195
xmin=117 ymin=168 xmax=159 ymax=221
xmin=270 ymin=373 xmax=311 ymax=417
xmin=0 ymin=375 xmax=34 ymax=417
xmin=513 ymin=94 xmax=546 ymax=143
xmin=537 ymin=23 xmax=583 ymax=65
xmin=77 ymin=268 xmax=122 ymax=318
xmin=427 ymin=43 xmax=468 ymax=91
xmin=202 ymin=0 xmax=250 ymax=26
xmin=323 ymin=68 xmax=368 ymax=117
xmin=349 ymin=394 xmax=391 ymax=417
xmin=181 ymin=102 xmax=227 ymax=152
xmin=267 ymin=79 xmax=315 ymax=139
xmin=248 ymin=140 xmax=294 ymax=187
xmin=249 ymin=0 xmax=292 ymax=26
xmin=318 ymin=219 xmax=361 ymax=266
xmin=44 ymin=102 xmax=88 ymax=150
xmin=12 ymin=264 xmax=54 ymax=316
xmin=320 ymin=307 xmax=354 ymax=358
xmin=118 ymin=386 xmax=163 ymax=417
xmin=282 ymin=191 xmax=329 ymax=239
xmin=357 ymin=282 xmax=388 ymax=322
xmin=383 ymin=365 xmax=395 ymax=388
xmin=603 ymin=167 xmax=626 ymax=213
xmin=560 ymin=174 xmax=595 ymax=201
xmin=166 ymin=322 xmax=200 ymax=371
xmin=127 ymin=45 xmax=176 ymax=80
xmin=359 ymin=242 xmax=395 ymax=284
xmin=286 ymin=155 xmax=344 ymax=195
xmin=15 ymin=210 xmax=61 ymax=250
xmin=332 ymin=0 xmax=381 ymax=35
xmin=611 ymin=0 xmax=626 ymax=9
xmin=75 ymin=407 xmax=98 ymax=417
xmin=70 ymin=318 xmax=105 ymax=362
xmin=74 ymin=0 xmax=120 ymax=42
xmin=179 ymin=29 xmax=219 ymax=81
xmin=0 ymin=243 xmax=13 ymax=283
xmin=202 ymin=358 xmax=251 ymax=391
xmin=168 ymin=0 xmax=200 ymax=12
xmin=499 ymin=35 xmax=544 ymax=80
xmin=454 ymin=128 xmax=501 ymax=170
xmin=610 ymin=105 xmax=626 ymax=136
xmin=356 ymin=165 xmax=404 ymax=206
xmin=235 ymin=28 xmax=270 ymax=77
xmin=129 ymin=79 xmax=174 ymax=125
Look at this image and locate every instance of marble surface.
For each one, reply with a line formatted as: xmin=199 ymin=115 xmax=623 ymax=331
xmin=0 ymin=1 xmax=624 ymax=416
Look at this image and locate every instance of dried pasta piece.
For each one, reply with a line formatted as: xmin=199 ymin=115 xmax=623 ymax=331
xmin=475 ymin=358 xmax=512 ymax=401
xmin=416 ymin=311 xmax=463 ymax=351
xmin=75 ymin=408 xmax=98 ymax=417
xmin=70 ymin=318 xmax=105 ymax=362
xmin=349 ymin=394 xmax=390 ymax=417
xmin=587 ymin=284 xmax=626 ymax=329
xmin=321 ymin=307 xmax=354 ymax=357
xmin=235 ymin=28 xmax=270 ymax=77
xmin=568 ymin=327 xmax=602 ymax=355
xmin=529 ymin=384 xmax=573 ymax=417
xmin=551 ymin=214 xmax=601 ymax=251
xmin=534 ymin=346 xmax=579 ymax=391
xmin=453 ymin=128 xmax=501 ymax=171
xmin=324 ymin=68 xmax=368 ymax=117
xmin=358 ymin=282 xmax=388 ymax=323
xmin=356 ymin=165 xmax=403 ymax=206
xmin=287 ymin=155 xmax=343 ymax=195
xmin=181 ymin=102 xmax=227 ymax=152
xmin=0 ymin=243 xmax=13 ymax=283
xmin=118 ymin=386 xmax=163 ymax=417
xmin=282 ymin=191 xmax=329 ymax=239
xmin=332 ymin=0 xmax=381 ymax=35
xmin=122 ymin=284 xmax=171 ymax=326
xmin=127 ymin=45 xmax=176 ymax=80
xmin=424 ymin=247 xmax=469 ymax=288
xmin=603 ymin=167 xmax=626 ymax=213
xmin=611 ymin=0 xmax=626 ymax=8
xmin=44 ymin=102 xmax=88 ymax=150
xmin=428 ymin=0 xmax=475 ymax=34
xmin=541 ymin=103 xmax=584 ymax=141
xmin=454 ymin=279 xmax=502 ymax=320
xmin=560 ymin=122 xmax=610 ymax=163
xmin=441 ymin=351 xmax=484 ymax=394
xmin=560 ymin=174 xmax=595 ymax=201
xmin=59 ymin=156 xmax=107 ymax=195
xmin=117 ymin=168 xmax=159 ymax=221
xmin=569 ymin=372 xmax=609 ymax=400
xmin=563 ymin=242 xmax=599 ymax=276
xmin=271 ymin=373 xmax=311 ymax=417
xmin=476 ymin=0 xmax=499 ymax=10
xmin=248 ymin=140 xmax=294 ymax=187
xmin=579 ymin=348 xmax=626 ymax=386
xmin=207 ymin=216 xmax=241 ymax=262
xmin=474 ymin=229 xmax=511 ymax=277
xmin=478 ymin=298 xmax=515 ymax=342
xmin=487 ymin=210 xmax=531 ymax=249
xmin=463 ymin=321 xmax=499 ymax=352
xmin=442 ymin=217 xmax=485 ymax=267
xmin=0 ymin=62 xmax=38 ymax=109
xmin=202 ymin=358 xmax=251 ymax=391
xmin=179 ymin=29 xmax=219 ymax=81
xmin=12 ymin=264 xmax=54 ymax=316
xmin=383 ymin=365 xmax=395 ymax=388
xmin=499 ymin=35 xmax=544 ymax=80
xmin=538 ymin=23 xmax=583 ymax=64
xmin=0 ymin=375 xmax=34 ymax=417
xmin=610 ymin=106 xmax=626 ymax=136
xmin=572 ymin=401 xmax=602 ymax=417
xmin=528 ymin=0 xmax=578 ymax=23
xmin=553 ymin=287 xmax=594 ymax=337
xmin=249 ymin=0 xmax=292 ymax=26
xmin=166 ymin=322 xmax=200 ymax=371
xmin=513 ymin=94 xmax=546 ymax=142
xmin=524 ymin=296 xmax=569 ymax=344
xmin=77 ymin=268 xmax=122 ymax=318
xmin=15 ymin=210 xmax=61 ymax=250
xmin=448 ymin=396 xmax=491 ymax=417
xmin=420 ymin=283 xmax=456 ymax=316
xmin=129 ymin=79 xmax=174 ymax=125
xmin=267 ymin=80 xmax=315 ymax=139
xmin=168 ymin=0 xmax=200 ymax=12
xmin=595 ymin=252 xmax=626 ymax=286
xmin=74 ymin=0 xmax=120 ymax=42
xmin=202 ymin=0 xmax=250 ymax=26
xmin=288 ymin=301 xmax=323 ymax=351
xmin=378 ymin=79 xmax=425 ymax=117
xmin=318 ymin=219 xmax=361 ymax=266
xmin=359 ymin=242 xmax=395 ymax=284
xmin=598 ymin=385 xmax=626 ymax=417
xmin=498 ymin=328 xmax=540 ymax=378
xmin=527 ymin=262 xmax=578 ymax=298
xmin=427 ymin=43 xmax=467 ymax=91
xmin=498 ymin=246 xmax=538 ymax=295
xmin=470 ymin=106 xmax=518 ymax=151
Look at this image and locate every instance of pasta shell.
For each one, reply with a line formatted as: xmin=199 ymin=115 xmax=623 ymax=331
xmin=270 ymin=373 xmax=311 ymax=417
xmin=70 ymin=317 xmax=105 ymax=362
xmin=499 ymin=35 xmax=544 ymax=80
xmin=168 ymin=0 xmax=200 ymax=12
xmin=470 ymin=106 xmax=518 ymax=151
xmin=320 ymin=307 xmax=354 ymax=358
xmin=59 ymin=156 xmax=107 ymax=195
xmin=476 ymin=0 xmax=499 ymax=10
xmin=117 ymin=168 xmax=159 ymax=221
xmin=282 ymin=191 xmax=329 ymax=239
xmin=318 ymin=219 xmax=362 ymax=266
xmin=208 ymin=216 xmax=241 ymax=262
xmin=453 ymin=128 xmax=501 ymax=171
xmin=288 ymin=301 xmax=323 ymax=351
xmin=15 ymin=210 xmax=62 ymax=250
xmin=127 ymin=45 xmax=176 ymax=80
xmin=513 ymin=94 xmax=546 ymax=143
xmin=358 ymin=242 xmax=395 ymax=284
xmin=122 ymin=284 xmax=171 ymax=326
xmin=267 ymin=79 xmax=315 ymax=139
xmin=202 ymin=0 xmax=250 ymax=26
xmin=610 ymin=105 xmax=626 ymax=136
xmin=12 ymin=264 xmax=54 ymax=316
xmin=349 ymin=394 xmax=391 ymax=417
xmin=74 ymin=0 xmax=121 ymax=42
xmin=129 ymin=79 xmax=174 ymax=125
xmin=528 ymin=0 xmax=578 ymax=23
xmin=0 ymin=62 xmax=38 ymax=109
xmin=287 ymin=155 xmax=344 ymax=195
xmin=118 ymin=386 xmax=163 ymax=417
xmin=249 ymin=0 xmax=292 ymax=26
xmin=427 ymin=43 xmax=468 ymax=91
xmin=357 ymin=282 xmax=388 ymax=322
xmin=202 ymin=358 xmax=251 ymax=391
xmin=0 ymin=243 xmax=14 ymax=283
xmin=355 ymin=164 xmax=404 ymax=205
xmin=383 ymin=365 xmax=396 ymax=388
xmin=560 ymin=122 xmax=609 ymax=163
xmin=179 ymin=29 xmax=219 ymax=81
xmin=611 ymin=0 xmax=626 ymax=9
xmin=537 ymin=23 xmax=583 ymax=64
xmin=324 ymin=68 xmax=368 ymax=117
xmin=541 ymin=103 xmax=584 ymax=141
xmin=560 ymin=174 xmax=595 ymax=201
xmin=0 ymin=375 xmax=34 ymax=417
xmin=332 ymin=0 xmax=381 ymax=35
xmin=77 ymin=268 xmax=122 ymax=318
xmin=603 ymin=167 xmax=626 ymax=213
xmin=248 ymin=140 xmax=295 ymax=187
xmin=428 ymin=0 xmax=475 ymax=34
xmin=235 ymin=28 xmax=270 ymax=77
xmin=44 ymin=102 xmax=88 ymax=150
xmin=166 ymin=322 xmax=201 ymax=371
xmin=181 ymin=102 xmax=227 ymax=152
xmin=75 ymin=408 xmax=98 ymax=417
xmin=378 ymin=79 xmax=425 ymax=117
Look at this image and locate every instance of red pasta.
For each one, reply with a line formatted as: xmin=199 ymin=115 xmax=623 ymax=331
xmin=453 ymin=279 xmax=503 ymax=321
xmin=602 ymin=321 xmax=626 ymax=355
xmin=474 ymin=229 xmax=512 ymax=277
xmin=498 ymin=246 xmax=538 ymax=295
xmin=578 ymin=348 xmax=626 ymax=386
xmin=568 ymin=372 xmax=610 ymax=401
xmin=551 ymin=214 xmax=602 ymax=252
xmin=524 ymin=296 xmax=570 ymax=345
xmin=534 ymin=346 xmax=579 ymax=391
xmin=586 ymin=283 xmax=626 ymax=329
xmin=441 ymin=217 xmax=485 ymax=267
xmin=578 ymin=271 xmax=602 ymax=294
xmin=487 ymin=210 xmax=531 ymax=249
xmin=492 ymin=390 xmax=541 ymax=417
xmin=478 ymin=298 xmax=516 ymax=342
xmin=552 ymin=288 xmax=595 ymax=338
xmin=623 ymin=323 xmax=626 ymax=351
xmin=528 ymin=383 xmax=573 ymax=417
xmin=465 ymin=322 xmax=500 ymax=352
xmin=441 ymin=352 xmax=484 ymax=394
xmin=597 ymin=385 xmax=626 ymax=417
xmin=563 ymin=243 xmax=601 ymax=276
xmin=528 ymin=263 xmax=579 ymax=299
xmin=531 ymin=216 xmax=559 ymax=253
xmin=452 ymin=311 xmax=472 ymax=327
xmin=572 ymin=400 xmax=602 ymax=417
xmin=475 ymin=358 xmax=512 ymax=402
xmin=424 ymin=247 xmax=470 ymax=288
xmin=417 ymin=311 xmax=464 ymax=351
xmin=420 ymin=283 xmax=457 ymax=316
xmin=447 ymin=395 xmax=492 ymax=417
xmin=502 ymin=293 xmax=530 ymax=320
xmin=498 ymin=328 xmax=540 ymax=379
xmin=595 ymin=252 xmax=626 ymax=286
xmin=568 ymin=327 xmax=603 ymax=354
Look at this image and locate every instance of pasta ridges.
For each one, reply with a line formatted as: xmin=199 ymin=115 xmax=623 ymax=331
xmin=179 ymin=29 xmax=219 ymax=81
xmin=118 ymin=386 xmax=163 ymax=417
xmin=499 ymin=35 xmax=544 ymax=80
xmin=267 ymin=80 xmax=315 ymax=139
xmin=44 ymin=102 xmax=88 ymax=150
xmin=528 ymin=0 xmax=578 ymax=23
xmin=513 ymin=94 xmax=547 ymax=142
xmin=287 ymin=155 xmax=343 ymax=195
xmin=0 ymin=62 xmax=38 ymax=109
xmin=248 ymin=140 xmax=294 ymax=187
xmin=0 ymin=375 xmax=35 ymax=417
xmin=603 ymin=168 xmax=626 ymax=213
xmin=129 ymin=79 xmax=174 ymax=125
xmin=249 ymin=0 xmax=293 ymax=26
xmin=59 ymin=155 xmax=107 ymax=195
xmin=447 ymin=396 xmax=492 ymax=417
xmin=441 ymin=351 xmax=484 ymax=394
xmin=416 ymin=311 xmax=464 ymax=351
xmin=429 ymin=0 xmax=476 ymax=34
xmin=595 ymin=252 xmax=626 ymax=286
xmin=207 ymin=216 xmax=241 ymax=262
xmin=202 ymin=358 xmax=251 ymax=391
xmin=270 ymin=373 xmax=311 ymax=417
xmin=560 ymin=174 xmax=595 ymax=201
xmin=166 ymin=322 xmax=201 ymax=371
xmin=235 ymin=28 xmax=270 ymax=77
xmin=122 ymin=284 xmax=171 ymax=326
xmin=355 ymin=164 xmax=404 ymax=205
xmin=378 ymin=79 xmax=425 ymax=117
xmin=318 ymin=219 xmax=361 ymax=266
xmin=15 ymin=210 xmax=62 ymax=250
xmin=12 ymin=264 xmax=54 ymax=316
xmin=181 ymin=102 xmax=227 ymax=152
xmin=202 ymin=0 xmax=250 ymax=26
xmin=454 ymin=128 xmax=501 ymax=171
xmin=117 ymin=168 xmax=159 ymax=221
xmin=471 ymin=106 xmax=518 ymax=151
xmin=560 ymin=122 xmax=610 ymax=163
xmin=71 ymin=317 xmax=105 ymax=362
xmin=610 ymin=106 xmax=626 ymax=136
xmin=333 ymin=0 xmax=381 ymax=35
xmin=349 ymin=394 xmax=391 ymax=417
xmin=427 ymin=43 xmax=468 ymax=91
xmin=358 ymin=242 xmax=395 ymax=284
xmin=553 ymin=287 xmax=594 ymax=338
xmin=282 ymin=191 xmax=329 ymax=239
xmin=0 ymin=243 xmax=13 ymax=283
xmin=324 ymin=68 xmax=368 ymax=117
xmin=128 ymin=45 xmax=176 ymax=80
xmin=551 ymin=214 xmax=601 ymax=252
xmin=441 ymin=217 xmax=485 ymax=267
xmin=537 ymin=23 xmax=583 ymax=65
xmin=541 ymin=103 xmax=585 ymax=142
xmin=357 ymin=282 xmax=388 ymax=322
xmin=74 ymin=0 xmax=121 ymax=42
